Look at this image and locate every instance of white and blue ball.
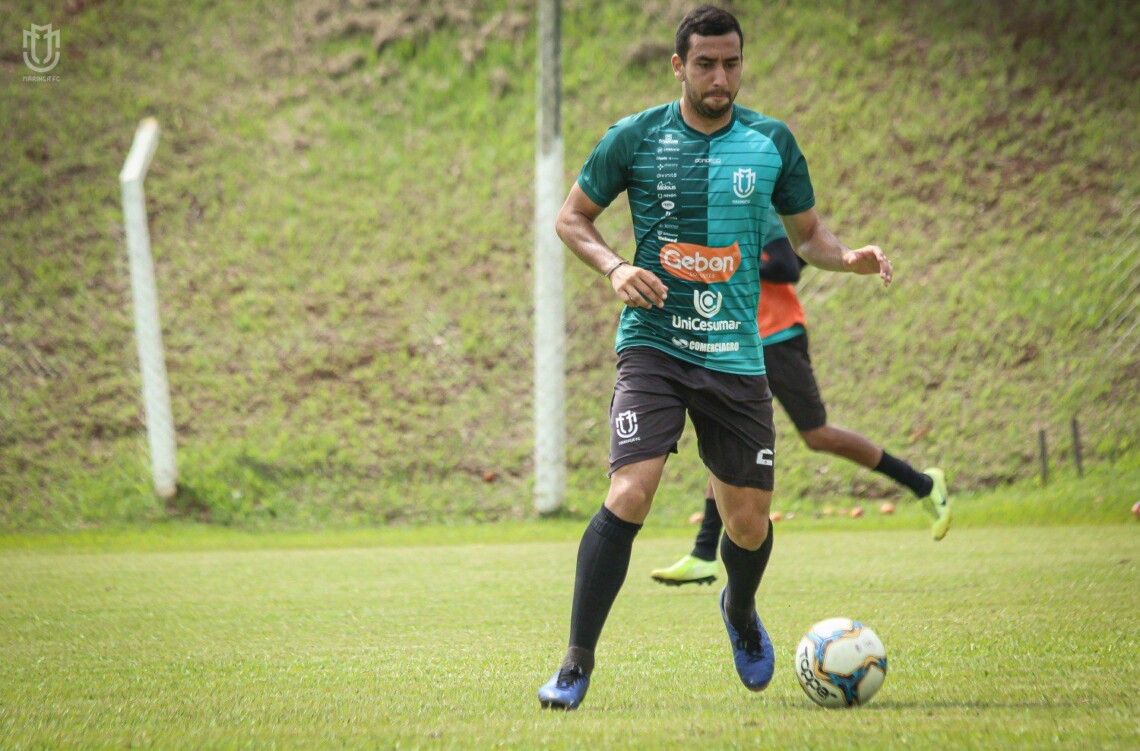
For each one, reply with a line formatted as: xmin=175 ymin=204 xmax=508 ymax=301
xmin=794 ymin=618 xmax=888 ymax=707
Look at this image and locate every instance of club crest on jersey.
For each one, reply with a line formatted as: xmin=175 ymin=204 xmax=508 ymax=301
xmin=733 ymin=168 xmax=756 ymax=199
xmin=614 ymin=410 xmax=638 ymax=439
xmin=693 ymin=290 xmax=722 ymax=318
xmin=660 ymin=241 xmax=741 ymax=283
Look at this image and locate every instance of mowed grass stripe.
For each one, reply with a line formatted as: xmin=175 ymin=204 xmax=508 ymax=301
xmin=1 ymin=527 xmax=1137 ymax=749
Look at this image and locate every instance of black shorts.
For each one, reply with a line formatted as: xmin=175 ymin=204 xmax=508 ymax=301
xmin=763 ymin=333 xmax=827 ymax=432
xmin=608 ymin=346 xmax=776 ymax=490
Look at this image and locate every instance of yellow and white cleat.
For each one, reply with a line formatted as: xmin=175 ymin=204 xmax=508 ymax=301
xmin=650 ymin=555 xmax=718 ymax=586
xmin=924 ymin=467 xmax=952 ymax=541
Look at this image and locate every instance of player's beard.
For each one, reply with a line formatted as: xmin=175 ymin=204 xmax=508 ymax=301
xmin=683 ymin=81 xmax=735 ymax=121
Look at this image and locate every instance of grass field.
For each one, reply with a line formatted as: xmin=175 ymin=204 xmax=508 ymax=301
xmin=2 ymin=524 xmax=1137 ymax=749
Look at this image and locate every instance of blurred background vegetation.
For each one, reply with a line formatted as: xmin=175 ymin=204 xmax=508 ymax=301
xmin=1 ymin=0 xmax=1137 ymax=530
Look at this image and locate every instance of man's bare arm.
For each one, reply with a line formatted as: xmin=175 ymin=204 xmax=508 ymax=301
xmin=780 ymin=208 xmax=893 ymax=287
xmin=555 ymin=183 xmax=669 ymax=308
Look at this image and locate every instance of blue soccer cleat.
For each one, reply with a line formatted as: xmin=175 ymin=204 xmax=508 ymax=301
xmin=719 ymin=586 xmax=774 ymax=691
xmin=537 ymin=663 xmax=590 ymax=710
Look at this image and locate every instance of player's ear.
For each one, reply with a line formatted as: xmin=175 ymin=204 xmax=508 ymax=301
xmin=671 ymin=53 xmax=684 ymax=82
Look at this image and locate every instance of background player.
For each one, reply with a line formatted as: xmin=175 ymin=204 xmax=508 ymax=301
xmin=651 ymin=207 xmax=951 ymax=587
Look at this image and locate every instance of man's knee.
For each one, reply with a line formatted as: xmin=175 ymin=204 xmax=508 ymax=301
xmin=605 ymin=460 xmax=665 ymax=522
xmin=800 ymin=425 xmax=833 ymax=452
xmin=715 ymin=484 xmax=772 ymax=550
xmin=722 ymin=510 xmax=769 ymax=550
xmin=609 ymin=473 xmax=653 ymax=505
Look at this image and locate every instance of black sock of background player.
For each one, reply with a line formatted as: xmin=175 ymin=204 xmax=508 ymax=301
xmin=563 ymin=504 xmax=642 ymax=675
xmin=690 ymin=497 xmax=723 ymax=562
xmin=874 ymin=450 xmax=934 ymax=498
xmin=720 ymin=520 xmax=774 ymax=632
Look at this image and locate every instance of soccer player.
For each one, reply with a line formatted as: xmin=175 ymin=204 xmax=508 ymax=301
xmin=537 ymin=6 xmax=893 ymax=710
xmin=650 ymin=208 xmax=951 ymax=587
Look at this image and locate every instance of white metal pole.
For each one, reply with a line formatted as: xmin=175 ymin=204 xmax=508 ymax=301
xmin=534 ymin=0 xmax=565 ymax=514
xmin=119 ymin=117 xmax=178 ymax=499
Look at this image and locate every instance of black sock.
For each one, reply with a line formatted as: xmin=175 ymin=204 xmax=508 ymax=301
xmin=562 ymin=646 xmax=594 ymax=675
xmin=690 ymin=497 xmax=722 ymax=562
xmin=565 ymin=504 xmax=642 ymax=675
xmin=720 ymin=520 xmax=774 ymax=632
xmin=874 ymin=450 xmax=934 ymax=498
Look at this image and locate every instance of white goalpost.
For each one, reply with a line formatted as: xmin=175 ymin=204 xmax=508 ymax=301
xmin=533 ymin=0 xmax=565 ymax=514
xmin=119 ymin=117 xmax=178 ymax=499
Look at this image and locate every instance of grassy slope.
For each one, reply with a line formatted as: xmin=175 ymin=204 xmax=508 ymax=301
xmin=1 ymin=527 xmax=1137 ymax=748
xmin=1 ymin=0 xmax=1138 ymax=529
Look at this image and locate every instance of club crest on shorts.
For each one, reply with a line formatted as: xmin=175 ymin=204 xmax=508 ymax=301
xmin=614 ymin=410 xmax=638 ymax=439
xmin=732 ymin=168 xmax=756 ymax=199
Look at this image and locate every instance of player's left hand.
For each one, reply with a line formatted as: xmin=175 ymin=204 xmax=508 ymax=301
xmin=843 ymin=245 xmax=892 ymax=287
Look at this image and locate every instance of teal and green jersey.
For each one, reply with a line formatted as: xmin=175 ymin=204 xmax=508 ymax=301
xmin=578 ymin=100 xmax=815 ymax=375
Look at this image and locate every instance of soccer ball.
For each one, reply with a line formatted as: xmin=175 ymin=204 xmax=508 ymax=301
xmin=794 ymin=618 xmax=888 ymax=708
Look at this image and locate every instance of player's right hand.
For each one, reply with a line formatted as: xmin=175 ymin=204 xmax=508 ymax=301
xmin=610 ymin=264 xmax=668 ymax=309
xmin=843 ymin=245 xmax=893 ymax=287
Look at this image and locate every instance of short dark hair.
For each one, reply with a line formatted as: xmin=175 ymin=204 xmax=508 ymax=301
xmin=675 ymin=5 xmax=744 ymax=62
